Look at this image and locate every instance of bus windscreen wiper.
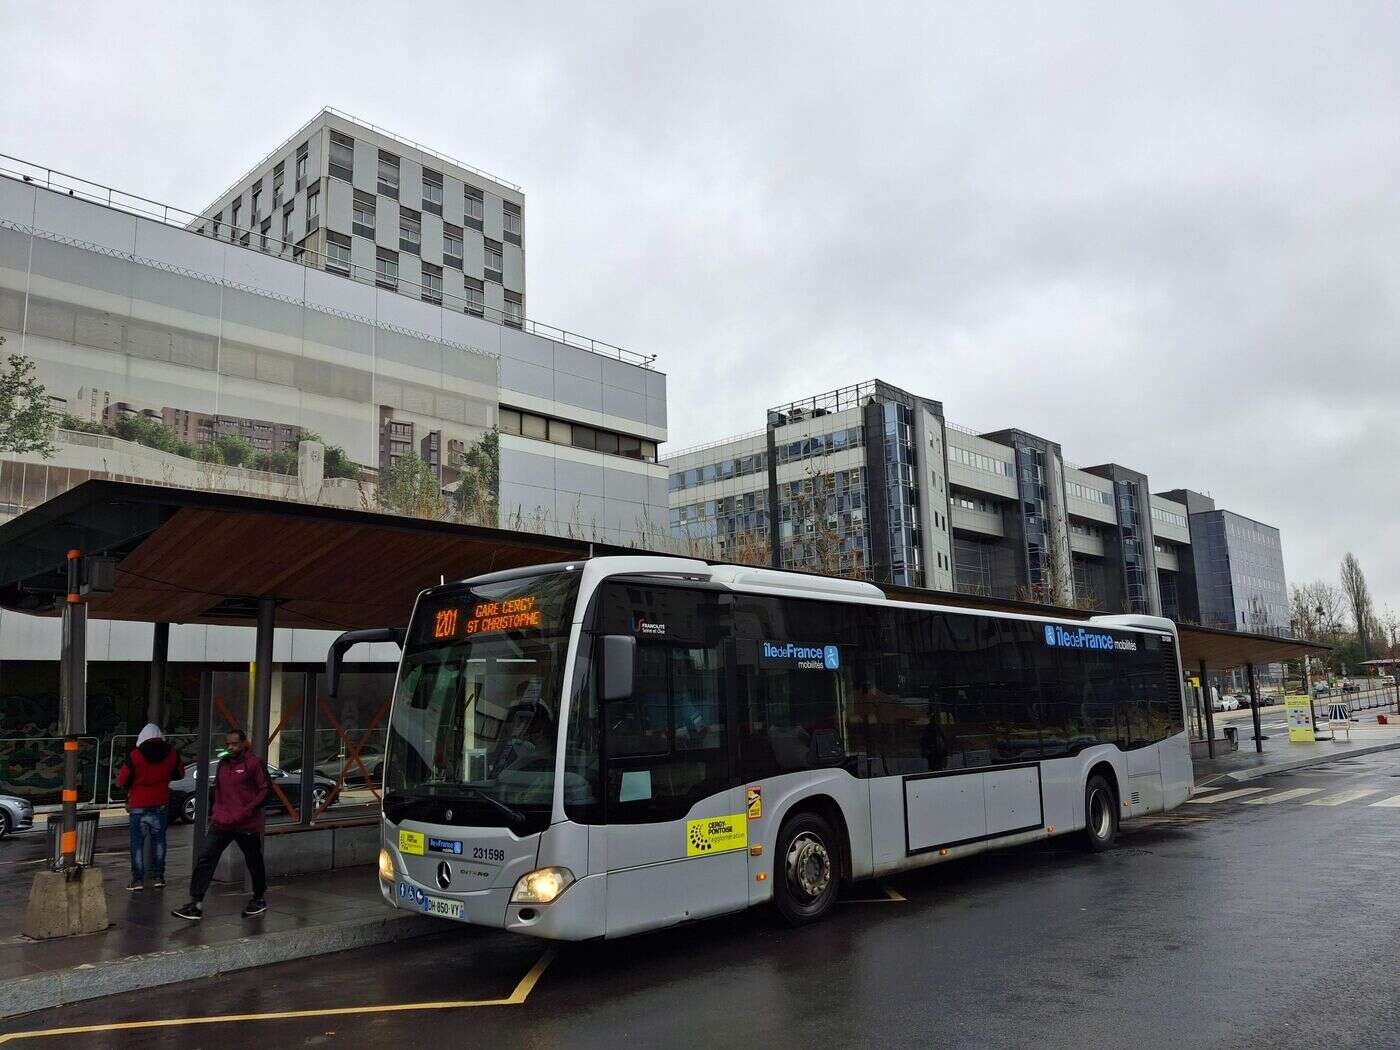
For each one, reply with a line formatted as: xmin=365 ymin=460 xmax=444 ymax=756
xmin=392 ymin=783 xmax=528 ymax=827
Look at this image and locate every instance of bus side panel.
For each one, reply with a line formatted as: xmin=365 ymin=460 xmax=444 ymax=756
xmin=1160 ymin=731 xmax=1193 ymax=811
xmin=747 ymin=770 xmax=873 ymax=905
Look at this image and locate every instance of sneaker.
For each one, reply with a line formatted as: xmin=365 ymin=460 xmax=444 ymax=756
xmin=152 ymin=878 xmax=166 ymax=890
xmin=126 ymin=880 xmax=144 ymax=892
xmin=171 ymin=901 xmax=203 ymax=921
xmin=241 ymin=898 xmax=267 ymax=918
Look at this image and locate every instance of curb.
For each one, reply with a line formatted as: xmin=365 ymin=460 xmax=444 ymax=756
xmin=1203 ymin=739 xmax=1400 ymax=784
xmin=0 ymin=909 xmax=443 ymax=1021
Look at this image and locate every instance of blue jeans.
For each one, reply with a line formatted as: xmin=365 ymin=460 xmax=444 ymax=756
xmin=128 ymin=807 xmax=167 ymax=881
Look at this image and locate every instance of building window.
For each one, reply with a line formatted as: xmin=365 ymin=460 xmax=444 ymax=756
xmin=503 ymin=202 xmax=521 ymax=244
xmin=464 ymin=186 xmax=484 ymax=230
xmin=463 ymin=277 xmax=484 ymax=316
xmin=326 ymin=232 xmax=352 ymax=276
xmin=443 ymin=223 xmax=463 ymax=269
xmin=230 ymin=199 xmax=241 ymax=233
xmin=503 ymin=290 xmax=522 ymax=327
xmin=272 ymin=162 xmax=284 ymax=205
xmin=295 ymin=143 xmax=308 ymax=191
xmin=306 ymin=185 xmax=320 ymax=232
xmin=377 ymin=151 xmax=400 ymax=197
xmin=329 ymin=132 xmax=354 ymax=181
xmin=238 ymin=230 xmax=251 ymax=248
xmin=422 ymin=170 xmax=443 ymax=215
xmin=282 ymin=202 xmax=293 ymax=246
xmin=211 ymin=211 xmax=222 ymax=239
xmin=251 ymin=185 xmax=262 ymax=220
xmin=421 ymin=261 xmax=443 ymax=304
xmin=376 ymin=248 xmax=398 ymax=289
xmin=484 ymin=239 xmax=503 ymax=281
xmin=399 ymin=208 xmax=421 ymax=254
xmin=259 ymin=217 xmax=271 ymax=250
xmin=353 ymin=191 xmax=376 ymax=237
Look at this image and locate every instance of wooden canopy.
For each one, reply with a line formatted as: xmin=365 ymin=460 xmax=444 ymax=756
xmin=0 ymin=480 xmax=1330 ymax=671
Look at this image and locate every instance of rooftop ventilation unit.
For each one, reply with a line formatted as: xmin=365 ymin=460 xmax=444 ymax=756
xmin=706 ymin=565 xmax=884 ymax=600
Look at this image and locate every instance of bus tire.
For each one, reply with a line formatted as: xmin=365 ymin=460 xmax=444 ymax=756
xmin=1080 ymin=774 xmax=1117 ymax=852
xmin=774 ymin=810 xmax=840 ymax=926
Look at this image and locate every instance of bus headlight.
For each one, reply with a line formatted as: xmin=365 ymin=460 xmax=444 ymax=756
xmin=378 ymin=848 xmax=395 ymax=882
xmin=511 ymin=866 xmax=575 ymax=904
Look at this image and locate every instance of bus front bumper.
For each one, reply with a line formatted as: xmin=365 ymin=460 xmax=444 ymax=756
xmin=381 ymin=871 xmax=605 ymax=940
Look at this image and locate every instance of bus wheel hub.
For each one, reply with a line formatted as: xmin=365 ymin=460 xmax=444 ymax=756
xmin=787 ymin=834 xmax=831 ymax=899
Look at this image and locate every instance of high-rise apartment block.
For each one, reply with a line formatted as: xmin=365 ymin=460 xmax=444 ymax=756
xmin=195 ymin=109 xmax=526 ymax=326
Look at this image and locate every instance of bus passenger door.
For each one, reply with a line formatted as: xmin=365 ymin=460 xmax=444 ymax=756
xmin=601 ymin=637 xmax=748 ymax=938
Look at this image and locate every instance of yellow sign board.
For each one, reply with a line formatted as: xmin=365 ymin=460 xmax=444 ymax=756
xmin=686 ymin=814 xmax=748 ymax=856
xmin=399 ymin=829 xmax=426 ymax=856
xmin=1285 ymin=696 xmax=1315 ymax=743
xmin=746 ymin=786 xmax=763 ymax=820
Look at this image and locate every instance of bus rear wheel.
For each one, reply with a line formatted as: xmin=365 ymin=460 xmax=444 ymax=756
xmin=1080 ymin=775 xmax=1118 ymax=852
xmin=774 ymin=811 xmax=840 ymax=926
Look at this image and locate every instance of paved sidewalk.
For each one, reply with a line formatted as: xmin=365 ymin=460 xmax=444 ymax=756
xmin=1193 ymin=711 xmax=1400 ymax=784
xmin=0 ymin=822 xmax=438 ymax=1019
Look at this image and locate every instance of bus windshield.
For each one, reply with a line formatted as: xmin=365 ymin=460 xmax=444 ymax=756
xmin=384 ymin=570 xmax=581 ymax=832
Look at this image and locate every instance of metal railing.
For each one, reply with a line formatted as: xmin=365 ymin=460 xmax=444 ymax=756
xmin=0 ymin=152 xmax=655 ymax=369
xmin=664 ymin=428 xmax=769 ymax=463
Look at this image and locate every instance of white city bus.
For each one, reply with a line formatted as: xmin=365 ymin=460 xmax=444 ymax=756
xmin=366 ymin=556 xmax=1191 ymax=939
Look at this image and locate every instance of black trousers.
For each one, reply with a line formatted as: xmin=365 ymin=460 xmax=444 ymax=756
xmin=190 ymin=827 xmax=267 ymax=901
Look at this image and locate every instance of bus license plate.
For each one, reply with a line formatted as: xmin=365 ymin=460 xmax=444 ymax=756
xmin=398 ymin=883 xmax=464 ymax=920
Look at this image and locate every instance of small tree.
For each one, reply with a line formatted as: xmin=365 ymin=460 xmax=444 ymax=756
xmin=377 ymin=451 xmax=445 ymax=519
xmin=452 ymin=429 xmax=499 ymax=526
xmin=0 ymin=339 xmax=59 ymax=457
xmin=1340 ymin=552 xmax=1375 ymax=662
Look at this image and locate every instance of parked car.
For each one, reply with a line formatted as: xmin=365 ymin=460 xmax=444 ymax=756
xmin=0 ymin=794 xmax=35 ymax=839
xmin=1342 ymin=682 xmax=1361 ymax=694
xmin=167 ymin=761 xmax=339 ymax=824
xmin=1213 ymin=695 xmax=1240 ymax=712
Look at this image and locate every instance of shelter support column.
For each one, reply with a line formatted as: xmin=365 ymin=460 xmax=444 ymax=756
xmin=251 ymin=598 xmax=276 ymax=763
xmin=299 ymin=671 xmax=317 ymax=826
xmin=59 ymin=549 xmax=87 ymax=870
xmin=1246 ymin=661 xmax=1264 ymax=753
xmin=1200 ymin=659 xmax=1216 ymax=760
xmin=146 ymin=622 xmax=169 ymax=727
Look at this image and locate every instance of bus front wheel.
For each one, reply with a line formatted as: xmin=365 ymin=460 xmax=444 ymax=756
xmin=1080 ymin=775 xmax=1118 ymax=852
xmin=773 ymin=811 xmax=840 ymax=926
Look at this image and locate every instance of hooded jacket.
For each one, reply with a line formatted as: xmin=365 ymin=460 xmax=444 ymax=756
xmin=116 ymin=736 xmax=184 ymax=809
xmin=210 ymin=750 xmax=272 ymax=832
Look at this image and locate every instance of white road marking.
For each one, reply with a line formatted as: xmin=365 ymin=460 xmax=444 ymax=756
xmin=1367 ymin=795 xmax=1400 ymax=808
xmin=1304 ymin=789 xmax=1383 ymax=806
xmin=1183 ymin=788 xmax=1268 ymax=804
xmin=1242 ymin=788 xmax=1322 ymax=805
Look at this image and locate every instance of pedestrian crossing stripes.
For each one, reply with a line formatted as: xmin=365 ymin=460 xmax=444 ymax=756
xmin=1184 ymin=788 xmax=1268 ymax=803
xmin=1182 ymin=787 xmax=1400 ymax=809
xmin=1242 ymin=788 xmax=1321 ymax=805
xmin=1304 ymin=789 xmax=1383 ymax=806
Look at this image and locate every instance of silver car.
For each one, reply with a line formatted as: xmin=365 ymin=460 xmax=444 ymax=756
xmin=0 ymin=794 xmax=35 ymax=839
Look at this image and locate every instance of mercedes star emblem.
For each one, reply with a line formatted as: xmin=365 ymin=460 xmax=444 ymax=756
xmin=436 ymin=861 xmax=452 ymax=890
xmin=445 ymin=808 xmax=453 ymax=821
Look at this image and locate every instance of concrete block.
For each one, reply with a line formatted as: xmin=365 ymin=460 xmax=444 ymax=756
xmin=22 ymin=868 xmax=109 ymax=940
xmin=332 ymin=824 xmax=381 ymax=868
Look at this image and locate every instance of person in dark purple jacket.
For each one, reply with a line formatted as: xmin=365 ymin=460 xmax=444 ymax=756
xmin=172 ymin=730 xmax=272 ymax=921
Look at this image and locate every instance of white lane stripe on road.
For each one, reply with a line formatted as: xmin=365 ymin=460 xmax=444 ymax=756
xmin=1183 ymin=788 xmax=1268 ymax=804
xmin=1304 ymin=789 xmax=1383 ymax=806
xmin=1368 ymin=795 xmax=1400 ymax=808
xmin=1242 ymin=788 xmax=1322 ymax=805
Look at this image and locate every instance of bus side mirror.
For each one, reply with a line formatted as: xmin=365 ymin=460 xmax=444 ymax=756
xmin=600 ymin=635 xmax=636 ymax=701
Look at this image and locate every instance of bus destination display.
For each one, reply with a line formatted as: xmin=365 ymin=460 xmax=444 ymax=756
xmin=433 ymin=595 xmax=542 ymax=639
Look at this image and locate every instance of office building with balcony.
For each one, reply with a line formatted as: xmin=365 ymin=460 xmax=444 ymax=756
xmin=667 ymin=379 xmax=1286 ymax=630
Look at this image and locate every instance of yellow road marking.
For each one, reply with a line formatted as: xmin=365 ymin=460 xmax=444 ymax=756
xmin=843 ymin=882 xmax=906 ymax=904
xmin=0 ymin=948 xmax=556 ymax=1044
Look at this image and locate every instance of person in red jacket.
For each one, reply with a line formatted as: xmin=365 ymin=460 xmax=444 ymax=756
xmin=116 ymin=723 xmax=183 ymax=891
xmin=172 ymin=730 xmax=271 ymax=921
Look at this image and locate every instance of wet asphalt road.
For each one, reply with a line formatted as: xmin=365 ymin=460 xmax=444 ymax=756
xmin=7 ymin=753 xmax=1400 ymax=1049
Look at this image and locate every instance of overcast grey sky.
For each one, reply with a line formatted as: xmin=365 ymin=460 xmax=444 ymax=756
xmin=3 ymin=2 xmax=1397 ymax=616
